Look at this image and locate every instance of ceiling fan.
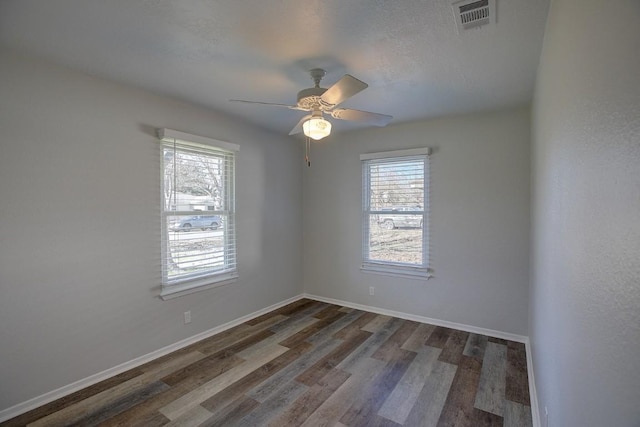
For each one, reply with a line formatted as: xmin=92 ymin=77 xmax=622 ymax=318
xmin=230 ymin=68 xmax=392 ymax=140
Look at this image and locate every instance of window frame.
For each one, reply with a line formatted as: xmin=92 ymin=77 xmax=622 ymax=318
xmin=361 ymin=148 xmax=432 ymax=279
xmin=158 ymin=128 xmax=239 ymax=300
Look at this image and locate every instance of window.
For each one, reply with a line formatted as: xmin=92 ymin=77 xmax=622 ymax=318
xmin=158 ymin=129 xmax=239 ymax=299
xmin=361 ymin=148 xmax=431 ymax=278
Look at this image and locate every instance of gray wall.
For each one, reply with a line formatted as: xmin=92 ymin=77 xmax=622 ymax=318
xmin=303 ymin=108 xmax=531 ymax=335
xmin=530 ymin=0 xmax=640 ymax=425
xmin=0 ymin=49 xmax=303 ymax=410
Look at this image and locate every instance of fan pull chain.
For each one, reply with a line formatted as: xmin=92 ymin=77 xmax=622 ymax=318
xmin=305 ymin=136 xmax=311 ymax=167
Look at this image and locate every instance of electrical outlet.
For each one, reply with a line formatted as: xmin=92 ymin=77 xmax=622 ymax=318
xmin=184 ymin=311 xmax=192 ymax=324
xmin=369 ymin=286 xmax=375 ymax=296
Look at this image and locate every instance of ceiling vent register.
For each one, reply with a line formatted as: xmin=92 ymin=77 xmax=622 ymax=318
xmin=452 ymin=0 xmax=495 ymax=32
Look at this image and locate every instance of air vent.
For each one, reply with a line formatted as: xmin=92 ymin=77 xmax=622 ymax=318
xmin=452 ymin=0 xmax=495 ymax=32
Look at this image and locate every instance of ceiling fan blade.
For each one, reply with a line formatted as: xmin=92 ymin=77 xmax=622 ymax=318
xmin=229 ymin=99 xmax=304 ymax=110
xmin=289 ymin=115 xmax=312 ymax=135
xmin=320 ymin=75 xmax=368 ymax=107
xmin=330 ymin=108 xmax=393 ymax=126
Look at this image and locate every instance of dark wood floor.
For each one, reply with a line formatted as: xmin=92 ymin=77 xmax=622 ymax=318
xmin=2 ymin=299 xmax=532 ymax=427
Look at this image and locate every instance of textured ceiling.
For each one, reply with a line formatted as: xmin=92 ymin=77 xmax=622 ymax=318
xmin=0 ymin=0 xmax=549 ymax=137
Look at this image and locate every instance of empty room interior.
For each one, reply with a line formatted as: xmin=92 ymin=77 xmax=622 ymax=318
xmin=0 ymin=1 xmax=638 ymax=426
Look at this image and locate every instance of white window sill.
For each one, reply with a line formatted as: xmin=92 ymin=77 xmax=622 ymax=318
xmin=160 ymin=272 xmax=238 ymax=300
xmin=360 ymin=263 xmax=432 ymax=280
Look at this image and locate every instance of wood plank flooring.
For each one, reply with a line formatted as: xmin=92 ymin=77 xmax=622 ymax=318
xmin=2 ymin=299 xmax=532 ymax=427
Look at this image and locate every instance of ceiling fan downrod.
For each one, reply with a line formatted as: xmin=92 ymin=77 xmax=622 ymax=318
xmin=309 ymin=68 xmax=326 ymax=88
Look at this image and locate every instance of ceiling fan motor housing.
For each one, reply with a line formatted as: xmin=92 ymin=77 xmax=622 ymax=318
xmin=296 ymin=87 xmax=333 ymax=111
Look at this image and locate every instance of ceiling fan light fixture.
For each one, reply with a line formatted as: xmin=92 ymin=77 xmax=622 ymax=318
xmin=303 ymin=117 xmax=331 ymax=140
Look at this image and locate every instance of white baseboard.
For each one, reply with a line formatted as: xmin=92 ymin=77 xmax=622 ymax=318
xmin=525 ymin=338 xmax=541 ymax=427
xmin=303 ymin=293 xmax=528 ymax=343
xmin=0 ymin=294 xmax=305 ymax=423
xmin=2 ymin=292 xmax=540 ymax=426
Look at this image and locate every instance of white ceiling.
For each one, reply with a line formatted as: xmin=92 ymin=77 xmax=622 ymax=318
xmin=0 ymin=0 xmax=549 ymax=137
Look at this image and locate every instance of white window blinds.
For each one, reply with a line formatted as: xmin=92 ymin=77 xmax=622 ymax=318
xmin=361 ymin=148 xmax=431 ymax=278
xmin=159 ymin=129 xmax=239 ymax=298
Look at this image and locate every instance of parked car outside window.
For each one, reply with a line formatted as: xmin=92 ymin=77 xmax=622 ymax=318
xmin=171 ymin=215 xmax=221 ymax=232
xmin=377 ymin=206 xmax=423 ymax=229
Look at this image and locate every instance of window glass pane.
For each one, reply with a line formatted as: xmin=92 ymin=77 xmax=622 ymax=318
xmin=368 ymin=160 xmax=424 ymax=211
xmin=165 ymin=215 xmax=228 ymax=280
xmin=367 ymin=216 xmax=423 ymax=265
xmin=163 ymin=147 xmax=226 ymax=212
